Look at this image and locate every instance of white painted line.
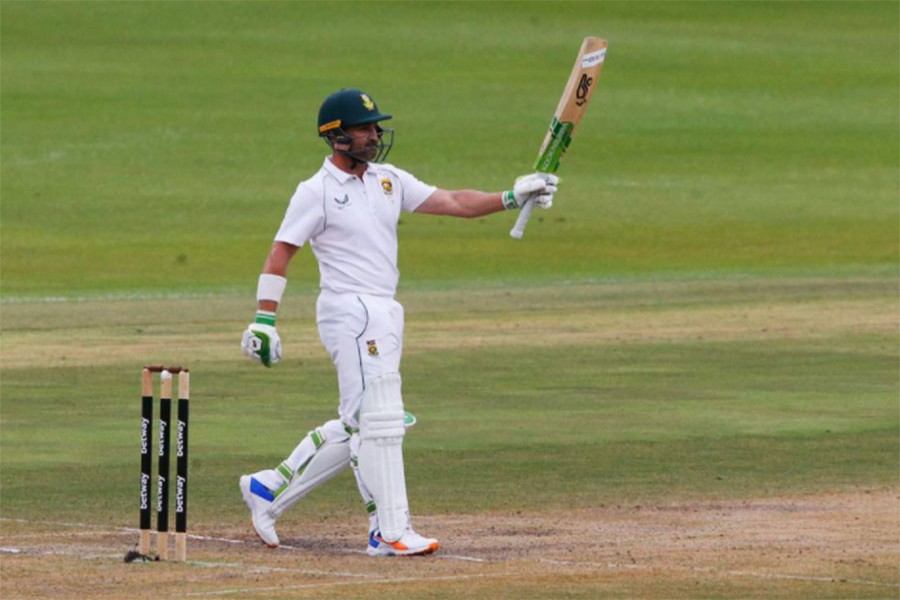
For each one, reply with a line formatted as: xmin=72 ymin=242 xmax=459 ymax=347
xmin=2 ymin=518 xmax=493 ymax=565
xmin=187 ymin=560 xmax=376 ymax=578
xmin=722 ymin=569 xmax=900 ymax=589
xmin=437 ymin=554 xmax=489 ymax=563
xmin=181 ymin=530 xmax=492 ymax=565
xmin=185 ymin=572 xmax=512 ymax=597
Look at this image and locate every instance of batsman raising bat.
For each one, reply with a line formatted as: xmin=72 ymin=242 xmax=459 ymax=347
xmin=238 ymin=87 xmax=558 ymax=556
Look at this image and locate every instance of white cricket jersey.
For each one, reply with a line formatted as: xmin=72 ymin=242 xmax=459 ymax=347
xmin=274 ymin=157 xmax=436 ymax=297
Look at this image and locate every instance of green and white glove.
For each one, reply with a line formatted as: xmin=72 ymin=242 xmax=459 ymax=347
xmin=241 ymin=311 xmax=282 ymax=368
xmin=502 ymin=172 xmax=560 ymax=210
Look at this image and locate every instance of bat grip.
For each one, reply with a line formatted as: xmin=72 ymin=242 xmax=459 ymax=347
xmin=509 ymin=200 xmax=535 ymax=239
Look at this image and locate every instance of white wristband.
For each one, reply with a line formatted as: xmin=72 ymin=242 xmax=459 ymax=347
xmin=257 ymin=274 xmax=287 ymax=303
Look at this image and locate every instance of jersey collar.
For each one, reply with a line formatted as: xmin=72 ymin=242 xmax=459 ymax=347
xmin=323 ymin=157 xmax=380 ymax=183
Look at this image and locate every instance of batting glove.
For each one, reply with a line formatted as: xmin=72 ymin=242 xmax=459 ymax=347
xmin=502 ymin=172 xmax=559 ymax=210
xmin=241 ymin=311 xmax=282 ymax=368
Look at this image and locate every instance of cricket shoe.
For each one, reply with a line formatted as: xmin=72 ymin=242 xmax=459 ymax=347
xmin=239 ymin=475 xmax=279 ymax=548
xmin=367 ymin=528 xmax=440 ymax=557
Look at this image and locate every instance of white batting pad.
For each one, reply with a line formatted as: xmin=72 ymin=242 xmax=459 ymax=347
xmin=357 ymin=372 xmax=409 ymax=541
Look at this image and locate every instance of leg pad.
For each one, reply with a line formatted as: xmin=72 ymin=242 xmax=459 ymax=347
xmin=357 ymin=373 xmax=409 ymax=541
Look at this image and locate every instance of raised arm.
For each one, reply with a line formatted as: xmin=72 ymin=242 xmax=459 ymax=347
xmin=415 ymin=174 xmax=559 ymax=219
xmin=415 ymin=189 xmax=505 ymax=218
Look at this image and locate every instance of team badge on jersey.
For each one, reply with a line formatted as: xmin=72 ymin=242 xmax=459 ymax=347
xmin=366 ymin=339 xmax=379 ymax=356
xmin=380 ymin=178 xmax=393 ymax=196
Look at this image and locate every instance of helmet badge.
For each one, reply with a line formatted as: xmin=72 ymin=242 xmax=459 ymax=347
xmin=361 ymin=94 xmax=375 ymax=111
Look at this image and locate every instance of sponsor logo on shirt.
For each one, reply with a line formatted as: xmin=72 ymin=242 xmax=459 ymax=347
xmin=334 ymin=194 xmax=351 ymax=209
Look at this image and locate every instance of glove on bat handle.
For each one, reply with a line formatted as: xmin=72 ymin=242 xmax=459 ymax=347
xmin=509 ymin=199 xmax=535 ymax=240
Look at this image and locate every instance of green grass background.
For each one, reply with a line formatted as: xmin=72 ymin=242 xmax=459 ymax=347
xmin=2 ymin=1 xmax=897 ymax=296
xmin=1 ymin=2 xmax=898 ymax=596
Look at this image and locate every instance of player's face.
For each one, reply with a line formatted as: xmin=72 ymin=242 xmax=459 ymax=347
xmin=344 ymin=123 xmax=381 ymax=161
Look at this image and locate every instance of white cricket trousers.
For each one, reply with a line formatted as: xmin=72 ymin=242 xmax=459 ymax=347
xmin=316 ymin=290 xmax=405 ymax=430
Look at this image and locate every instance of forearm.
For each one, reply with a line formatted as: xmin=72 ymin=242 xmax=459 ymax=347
xmin=258 ymin=299 xmax=279 ymax=312
xmin=416 ymin=189 xmax=505 ymax=218
xmin=447 ymin=190 xmax=505 ymax=218
xmin=262 ymin=242 xmax=297 ymax=277
xmin=258 ymin=242 xmax=299 ymax=311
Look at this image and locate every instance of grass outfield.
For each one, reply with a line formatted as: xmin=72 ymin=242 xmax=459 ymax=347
xmin=2 ymin=1 xmax=897 ymax=296
xmin=1 ymin=1 xmax=898 ymax=598
xmin=1 ymin=277 xmax=898 ymax=597
xmin=3 ymin=277 xmax=898 ymax=520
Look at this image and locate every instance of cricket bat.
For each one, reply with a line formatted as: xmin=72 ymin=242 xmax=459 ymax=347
xmin=510 ymin=36 xmax=608 ymax=239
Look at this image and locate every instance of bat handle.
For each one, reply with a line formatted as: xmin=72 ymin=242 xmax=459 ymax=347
xmin=509 ymin=200 xmax=536 ymax=239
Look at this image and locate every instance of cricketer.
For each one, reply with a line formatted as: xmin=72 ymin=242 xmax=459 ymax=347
xmin=239 ymin=88 xmax=558 ymax=556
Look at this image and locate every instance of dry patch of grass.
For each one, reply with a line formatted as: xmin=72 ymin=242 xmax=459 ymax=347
xmin=2 ymin=277 xmax=896 ymax=370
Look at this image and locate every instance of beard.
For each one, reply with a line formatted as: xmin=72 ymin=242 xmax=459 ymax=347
xmin=347 ymin=141 xmax=380 ymax=163
xmin=331 ymin=127 xmax=393 ymax=164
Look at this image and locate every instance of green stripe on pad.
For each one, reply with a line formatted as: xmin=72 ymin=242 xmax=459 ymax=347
xmin=277 ymin=462 xmax=293 ymax=481
xmin=311 ymin=429 xmax=325 ymax=448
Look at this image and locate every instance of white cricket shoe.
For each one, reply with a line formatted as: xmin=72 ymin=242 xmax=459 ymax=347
xmin=367 ymin=528 xmax=440 ymax=557
xmin=239 ymin=475 xmax=279 ymax=548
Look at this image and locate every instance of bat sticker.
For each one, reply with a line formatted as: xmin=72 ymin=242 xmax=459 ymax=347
xmin=575 ymin=74 xmax=594 ymax=106
xmin=581 ymin=48 xmax=607 ymax=68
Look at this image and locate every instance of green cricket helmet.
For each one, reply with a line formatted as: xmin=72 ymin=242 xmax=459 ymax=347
xmin=317 ymin=89 xmax=394 ymax=163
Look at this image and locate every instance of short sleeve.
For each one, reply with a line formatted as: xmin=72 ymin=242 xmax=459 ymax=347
xmin=393 ymin=167 xmax=437 ymax=213
xmin=274 ymin=182 xmax=326 ymax=247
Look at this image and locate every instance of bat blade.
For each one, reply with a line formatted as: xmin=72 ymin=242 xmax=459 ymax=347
xmin=510 ymin=37 xmax=607 ymax=239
